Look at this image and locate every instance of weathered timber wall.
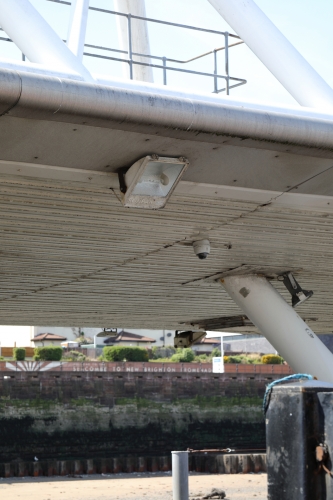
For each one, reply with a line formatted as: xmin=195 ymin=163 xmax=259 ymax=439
xmin=0 ymin=453 xmax=267 ymax=478
xmin=0 ymin=370 xmax=278 ymax=462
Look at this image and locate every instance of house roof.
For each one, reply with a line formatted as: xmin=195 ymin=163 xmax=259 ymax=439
xmin=32 ymin=333 xmax=67 ymax=342
xmin=104 ymin=330 xmax=156 ymax=344
xmin=196 ymin=337 xmax=220 ymax=345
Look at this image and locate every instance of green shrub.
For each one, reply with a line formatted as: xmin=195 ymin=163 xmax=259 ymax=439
xmin=194 ymin=353 xmax=209 ymax=363
xmin=246 ymin=354 xmax=262 ymax=364
xmin=34 ymin=346 xmax=63 ymax=361
xmin=62 ymin=350 xmax=86 ymax=362
xmin=261 ymin=354 xmax=283 ymax=365
xmin=102 ymin=346 xmax=148 ymax=362
xmin=211 ymin=347 xmax=221 ymax=358
xmin=227 ymin=355 xmax=243 ymax=364
xmin=223 ymin=355 xmax=230 ymax=364
xmin=151 ymin=346 xmax=176 ymax=359
xmin=248 ymin=357 xmax=262 ymax=364
xmin=180 ymin=348 xmax=195 ymax=362
xmin=0 ymin=356 xmax=4 ymax=361
xmin=150 ymin=357 xmax=173 ymax=363
xmin=170 ymin=348 xmax=195 ymax=363
xmin=239 ymin=355 xmax=251 ymax=364
xmin=13 ymin=347 xmax=25 ymax=361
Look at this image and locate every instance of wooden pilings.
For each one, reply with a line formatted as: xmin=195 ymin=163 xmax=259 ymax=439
xmin=0 ymin=453 xmax=266 ymax=478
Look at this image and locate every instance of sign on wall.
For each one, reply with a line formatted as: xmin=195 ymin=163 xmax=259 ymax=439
xmin=212 ymin=356 xmax=224 ymax=374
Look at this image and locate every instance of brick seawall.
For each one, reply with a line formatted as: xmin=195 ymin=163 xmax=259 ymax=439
xmin=0 ymin=360 xmax=293 ymax=375
xmin=0 ymin=365 xmax=289 ymax=464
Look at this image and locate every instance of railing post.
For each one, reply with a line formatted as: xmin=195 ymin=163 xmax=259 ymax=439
xmin=213 ymin=49 xmax=218 ymax=93
xmin=172 ymin=451 xmax=189 ymax=500
xmin=127 ymin=13 xmax=133 ymax=80
xmin=224 ymin=32 xmax=230 ymax=95
xmin=162 ymin=56 xmax=167 ymax=85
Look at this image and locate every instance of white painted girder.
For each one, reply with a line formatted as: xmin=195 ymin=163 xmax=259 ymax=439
xmin=208 ymin=0 xmax=333 ymax=110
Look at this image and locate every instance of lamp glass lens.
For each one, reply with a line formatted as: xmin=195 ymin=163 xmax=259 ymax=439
xmin=131 ymin=161 xmax=184 ymax=197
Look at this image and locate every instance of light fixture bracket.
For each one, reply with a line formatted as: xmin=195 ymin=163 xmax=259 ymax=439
xmin=282 ymin=272 xmax=313 ymax=308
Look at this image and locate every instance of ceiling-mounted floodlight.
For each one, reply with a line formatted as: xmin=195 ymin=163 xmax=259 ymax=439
xmin=174 ymin=330 xmax=206 ymax=348
xmin=96 ymin=328 xmax=118 ymax=338
xmin=282 ymin=272 xmax=313 ymax=308
xmin=119 ymin=155 xmax=189 ymax=209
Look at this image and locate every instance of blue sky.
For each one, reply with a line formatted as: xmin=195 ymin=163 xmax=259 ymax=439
xmin=1 ymin=0 xmax=332 ymax=108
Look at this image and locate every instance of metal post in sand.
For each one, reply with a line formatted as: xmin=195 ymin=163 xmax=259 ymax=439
xmin=172 ymin=451 xmax=189 ymax=500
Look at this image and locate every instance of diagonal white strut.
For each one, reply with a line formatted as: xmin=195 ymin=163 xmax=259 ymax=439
xmin=67 ymin=0 xmax=90 ymax=61
xmin=207 ymin=0 xmax=333 ymax=111
xmin=0 ymin=0 xmax=93 ymax=82
xmin=220 ymin=275 xmax=333 ymax=383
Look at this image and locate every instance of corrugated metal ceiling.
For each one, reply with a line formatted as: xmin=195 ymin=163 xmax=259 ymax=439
xmin=0 ymin=172 xmax=332 ymax=333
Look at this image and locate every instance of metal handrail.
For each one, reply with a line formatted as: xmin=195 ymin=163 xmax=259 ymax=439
xmin=166 ymin=42 xmax=244 ymax=64
xmin=46 ymin=0 xmax=241 ymax=38
xmin=83 ymin=51 xmax=246 ymax=93
xmin=0 ymin=0 xmax=247 ymax=95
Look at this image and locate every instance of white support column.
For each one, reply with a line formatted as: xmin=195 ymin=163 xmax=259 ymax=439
xmin=0 ymin=0 xmax=93 ymax=82
xmin=67 ymin=0 xmax=90 ymax=61
xmin=114 ymin=0 xmax=153 ymax=83
xmin=220 ymin=275 xmax=333 ymax=383
xmin=207 ymin=0 xmax=333 ymax=111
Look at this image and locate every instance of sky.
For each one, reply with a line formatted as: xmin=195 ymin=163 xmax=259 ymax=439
xmin=0 ymin=0 xmax=332 ymax=108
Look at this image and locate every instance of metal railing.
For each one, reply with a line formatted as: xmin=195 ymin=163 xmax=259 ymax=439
xmin=1 ymin=0 xmax=247 ymax=95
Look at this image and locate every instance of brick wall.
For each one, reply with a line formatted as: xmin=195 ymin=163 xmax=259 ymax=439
xmin=0 ymin=360 xmax=293 ymax=374
xmin=0 ymin=369 xmax=282 ymax=462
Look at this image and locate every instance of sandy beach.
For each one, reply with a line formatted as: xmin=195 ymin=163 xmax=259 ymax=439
xmin=0 ymin=472 xmax=267 ymax=500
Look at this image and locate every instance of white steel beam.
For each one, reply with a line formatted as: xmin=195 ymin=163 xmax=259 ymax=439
xmin=207 ymin=0 xmax=333 ymax=111
xmin=67 ymin=0 xmax=90 ymax=60
xmin=0 ymin=0 xmax=94 ymax=82
xmin=220 ymin=275 xmax=333 ymax=383
xmin=0 ymin=57 xmax=83 ymax=80
xmin=114 ymin=0 xmax=153 ymax=82
xmin=3 ymin=158 xmax=333 ymax=215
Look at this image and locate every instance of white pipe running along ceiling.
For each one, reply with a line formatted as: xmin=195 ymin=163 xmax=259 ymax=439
xmin=114 ymin=0 xmax=154 ymax=83
xmin=0 ymin=0 xmax=94 ymax=82
xmin=207 ymin=0 xmax=333 ymax=111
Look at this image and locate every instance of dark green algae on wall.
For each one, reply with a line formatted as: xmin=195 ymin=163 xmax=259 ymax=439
xmin=0 ymin=373 xmax=265 ymax=461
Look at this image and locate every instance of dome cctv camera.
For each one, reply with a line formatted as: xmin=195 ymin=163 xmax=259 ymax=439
xmin=193 ymin=239 xmax=210 ymax=259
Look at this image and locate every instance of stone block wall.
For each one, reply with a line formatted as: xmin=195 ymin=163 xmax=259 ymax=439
xmin=0 ymin=370 xmax=279 ymax=462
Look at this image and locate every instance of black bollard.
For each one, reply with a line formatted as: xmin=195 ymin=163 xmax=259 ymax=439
xmin=266 ymin=379 xmax=333 ymax=499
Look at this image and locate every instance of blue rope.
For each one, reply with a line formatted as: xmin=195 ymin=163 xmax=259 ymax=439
xmin=263 ymin=373 xmax=314 ymax=414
